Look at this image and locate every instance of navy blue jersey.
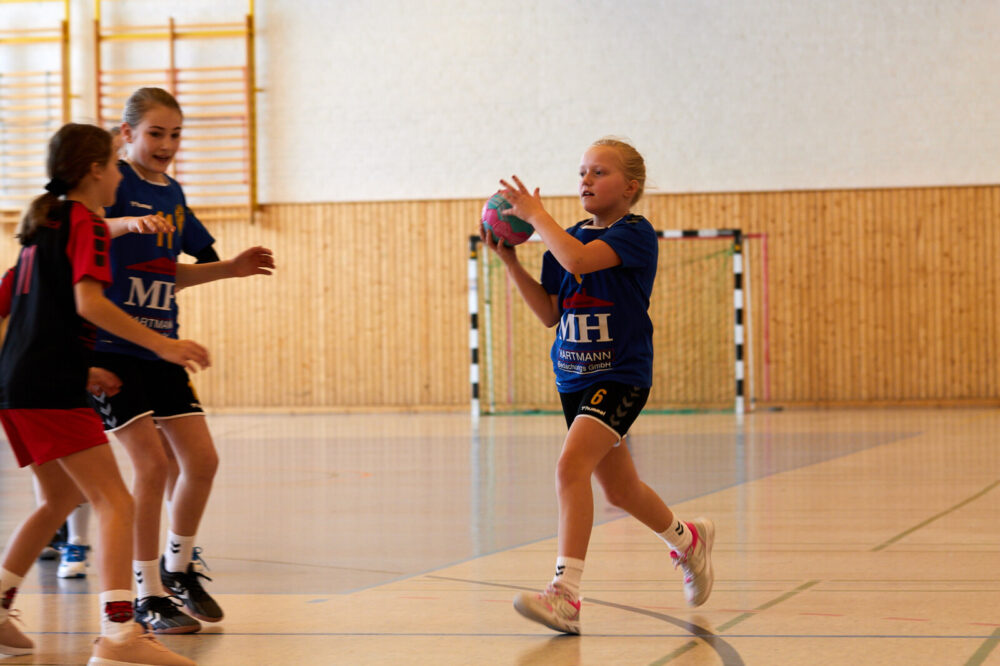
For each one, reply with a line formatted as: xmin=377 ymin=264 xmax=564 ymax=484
xmin=540 ymin=214 xmax=658 ymax=392
xmin=96 ymin=160 xmax=214 ymax=359
xmin=0 ymin=201 xmax=112 ymax=408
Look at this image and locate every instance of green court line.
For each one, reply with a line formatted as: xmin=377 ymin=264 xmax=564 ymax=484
xmin=965 ymin=626 xmax=1000 ymax=666
xmin=648 ymin=640 xmax=698 ymax=664
xmin=871 ymin=480 xmax=1000 ymax=552
xmin=715 ymin=580 xmax=822 ymax=633
xmin=647 ymin=579 xmax=820 ymax=665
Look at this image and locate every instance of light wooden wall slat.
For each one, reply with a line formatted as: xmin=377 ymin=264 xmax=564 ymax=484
xmin=2 ymin=185 xmax=999 ymax=409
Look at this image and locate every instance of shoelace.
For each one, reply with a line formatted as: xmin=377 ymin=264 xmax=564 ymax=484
xmin=671 ymin=542 xmax=698 ymax=582
xmin=62 ymin=544 xmax=90 ymax=562
xmin=542 ymin=584 xmax=581 ymax=614
xmin=190 ymin=547 xmax=211 ymax=573
xmin=140 ymin=594 xmax=185 ymax=613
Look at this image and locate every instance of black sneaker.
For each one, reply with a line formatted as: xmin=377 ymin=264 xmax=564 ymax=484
xmin=160 ymin=555 xmax=224 ymax=623
xmin=134 ymin=594 xmax=202 ymax=634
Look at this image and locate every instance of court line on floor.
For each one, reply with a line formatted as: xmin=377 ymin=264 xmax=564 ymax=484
xmin=870 ymin=479 xmax=1000 ymax=552
xmin=642 ymin=579 xmax=819 ymax=665
xmin=965 ymin=626 xmax=1000 ymax=666
xmin=427 ymin=575 xmax=745 ymax=666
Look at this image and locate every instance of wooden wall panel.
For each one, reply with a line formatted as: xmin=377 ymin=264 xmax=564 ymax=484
xmin=1 ymin=184 xmax=998 ymax=409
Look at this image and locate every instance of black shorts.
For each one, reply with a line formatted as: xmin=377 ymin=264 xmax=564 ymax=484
xmin=559 ymin=381 xmax=650 ymax=443
xmin=88 ymin=352 xmax=203 ymax=432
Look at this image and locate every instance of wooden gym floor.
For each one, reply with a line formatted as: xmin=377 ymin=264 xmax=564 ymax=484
xmin=0 ymin=408 xmax=998 ymax=665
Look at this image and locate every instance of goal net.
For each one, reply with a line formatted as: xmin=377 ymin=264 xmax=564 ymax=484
xmin=469 ymin=230 xmax=745 ymax=415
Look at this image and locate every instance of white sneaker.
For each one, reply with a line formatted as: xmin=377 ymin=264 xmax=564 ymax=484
xmin=670 ymin=517 xmax=715 ymax=607
xmin=0 ymin=611 xmax=33 ymax=656
xmin=513 ymin=582 xmax=581 ymax=635
xmin=58 ymin=543 xmax=90 ymax=579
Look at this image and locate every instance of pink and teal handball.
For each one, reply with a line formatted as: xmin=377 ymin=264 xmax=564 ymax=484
xmin=481 ymin=192 xmax=534 ymax=247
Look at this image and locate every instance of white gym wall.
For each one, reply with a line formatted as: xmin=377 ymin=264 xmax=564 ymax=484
xmin=11 ymin=0 xmax=1000 ymax=202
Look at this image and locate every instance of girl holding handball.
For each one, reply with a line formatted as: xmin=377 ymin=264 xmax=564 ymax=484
xmin=88 ymin=87 xmax=274 ymax=634
xmin=0 ymin=123 xmax=203 ymax=664
xmin=480 ymin=138 xmax=715 ymax=634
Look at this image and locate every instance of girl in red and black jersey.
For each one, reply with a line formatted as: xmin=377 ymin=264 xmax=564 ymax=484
xmin=0 ymin=123 xmax=205 ymax=665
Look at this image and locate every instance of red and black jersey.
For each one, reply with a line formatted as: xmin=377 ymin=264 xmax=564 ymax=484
xmin=0 ymin=201 xmax=112 ymax=409
xmin=0 ymin=267 xmax=12 ymax=318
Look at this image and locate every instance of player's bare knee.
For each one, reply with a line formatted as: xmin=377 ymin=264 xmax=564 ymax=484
xmin=185 ymin=449 xmax=218 ymax=483
xmin=87 ymin=483 xmax=133 ymax=523
xmin=555 ymin=455 xmax=590 ymax=491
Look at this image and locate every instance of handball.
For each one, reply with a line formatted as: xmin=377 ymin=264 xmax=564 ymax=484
xmin=481 ymin=193 xmax=533 ymax=247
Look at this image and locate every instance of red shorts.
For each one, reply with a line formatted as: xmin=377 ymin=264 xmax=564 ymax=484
xmin=0 ymin=408 xmax=108 ymax=467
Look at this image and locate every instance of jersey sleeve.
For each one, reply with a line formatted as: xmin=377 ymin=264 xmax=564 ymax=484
xmin=0 ymin=267 xmax=13 ymax=317
xmin=180 ymin=206 xmax=215 ymax=258
xmin=66 ymin=204 xmax=112 ymax=286
xmin=600 ymin=217 xmax=657 ymax=269
xmin=540 ymin=251 xmax=562 ymax=295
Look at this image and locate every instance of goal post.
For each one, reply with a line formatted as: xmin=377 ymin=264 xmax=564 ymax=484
xmin=468 ymin=229 xmax=746 ymax=416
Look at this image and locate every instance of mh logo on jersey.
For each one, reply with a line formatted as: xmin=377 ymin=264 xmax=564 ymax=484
xmin=559 ymin=289 xmax=614 ymax=343
xmin=559 ymin=313 xmax=612 ymax=343
xmin=125 ymin=277 xmax=175 ymax=311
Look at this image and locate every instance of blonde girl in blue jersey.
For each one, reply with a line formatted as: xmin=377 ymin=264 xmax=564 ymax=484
xmin=481 ymin=138 xmax=715 ymax=635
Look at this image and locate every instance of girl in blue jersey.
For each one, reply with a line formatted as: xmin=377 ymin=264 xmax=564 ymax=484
xmin=0 ymin=123 xmax=203 ymax=665
xmin=88 ymin=87 xmax=274 ymax=634
xmin=481 ymin=138 xmax=715 ymax=634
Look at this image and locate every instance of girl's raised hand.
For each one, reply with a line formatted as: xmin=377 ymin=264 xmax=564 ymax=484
xmin=87 ymin=367 xmax=122 ymax=397
xmin=127 ymin=214 xmax=175 ymax=235
xmin=159 ymin=338 xmax=211 ymax=373
xmin=230 ymin=246 xmax=275 ymax=277
xmin=480 ymin=221 xmax=518 ymax=263
xmin=499 ymin=175 xmax=544 ymax=223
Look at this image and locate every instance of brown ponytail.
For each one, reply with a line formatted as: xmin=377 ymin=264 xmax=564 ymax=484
xmin=17 ymin=123 xmax=113 ymax=243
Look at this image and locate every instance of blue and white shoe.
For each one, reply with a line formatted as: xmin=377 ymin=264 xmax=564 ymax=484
xmin=57 ymin=543 xmax=90 ymax=579
xmin=39 ymin=523 xmax=67 ymax=561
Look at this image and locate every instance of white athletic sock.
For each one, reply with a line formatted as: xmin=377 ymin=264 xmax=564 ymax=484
xmin=0 ymin=568 xmax=24 ymax=623
xmin=657 ymin=517 xmax=694 ymax=554
xmin=99 ymin=589 xmax=135 ymax=640
xmin=551 ymin=556 xmax=585 ymax=600
xmin=67 ymin=503 xmax=91 ymax=546
xmin=133 ymin=559 xmax=163 ymax=600
xmin=164 ymin=531 xmax=195 ymax=573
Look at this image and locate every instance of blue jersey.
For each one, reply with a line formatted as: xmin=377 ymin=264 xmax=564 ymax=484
xmin=540 ymin=214 xmax=658 ymax=392
xmin=95 ymin=161 xmax=215 ymax=359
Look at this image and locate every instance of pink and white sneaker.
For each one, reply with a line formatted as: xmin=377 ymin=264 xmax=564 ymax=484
xmin=671 ymin=517 xmax=715 ymax=607
xmin=513 ymin=582 xmax=581 ymax=635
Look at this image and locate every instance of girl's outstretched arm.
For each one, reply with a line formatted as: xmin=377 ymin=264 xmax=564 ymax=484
xmin=104 ymin=214 xmax=175 ymax=238
xmin=175 ymin=245 xmax=275 ymax=289
xmin=74 ymin=277 xmax=210 ymax=372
